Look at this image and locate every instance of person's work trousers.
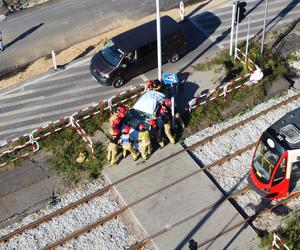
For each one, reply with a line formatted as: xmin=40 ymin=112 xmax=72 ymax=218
xmin=122 ymin=144 xmax=137 ymax=160
xmin=107 ymin=143 xmax=118 ymax=165
xmin=140 ymin=142 xmax=152 ymax=159
xmin=164 ymin=123 xmax=175 ymax=144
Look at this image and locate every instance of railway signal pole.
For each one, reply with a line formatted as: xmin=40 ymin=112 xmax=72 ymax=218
xmin=261 ymin=0 xmax=269 ymax=54
xmin=245 ymin=16 xmax=251 ymax=57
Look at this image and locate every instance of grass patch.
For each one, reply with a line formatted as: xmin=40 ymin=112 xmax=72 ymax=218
xmin=259 ymin=212 xmax=300 ymax=250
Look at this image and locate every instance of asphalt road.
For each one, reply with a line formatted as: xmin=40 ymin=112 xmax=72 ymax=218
xmin=0 ymin=0 xmax=183 ymax=73
xmin=0 ymin=0 xmax=300 ymax=143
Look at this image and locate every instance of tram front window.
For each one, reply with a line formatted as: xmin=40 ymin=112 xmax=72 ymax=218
xmin=252 ymin=140 xmax=280 ymax=184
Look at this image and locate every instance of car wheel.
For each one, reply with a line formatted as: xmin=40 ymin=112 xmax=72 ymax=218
xmin=112 ymin=76 xmax=125 ymax=88
xmin=169 ymin=52 xmax=180 ymax=63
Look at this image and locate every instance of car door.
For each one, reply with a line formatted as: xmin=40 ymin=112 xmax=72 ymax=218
xmin=138 ymin=42 xmax=157 ymax=74
xmin=121 ymin=51 xmax=139 ymax=80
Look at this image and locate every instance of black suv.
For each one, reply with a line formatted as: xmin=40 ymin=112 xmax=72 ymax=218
xmin=90 ymin=16 xmax=186 ymax=88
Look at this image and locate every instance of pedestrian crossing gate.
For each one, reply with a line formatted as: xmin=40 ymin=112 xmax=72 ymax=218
xmin=188 ymin=48 xmax=263 ymax=111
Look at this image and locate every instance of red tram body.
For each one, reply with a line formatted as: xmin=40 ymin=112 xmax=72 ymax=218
xmin=248 ymin=107 xmax=300 ymax=200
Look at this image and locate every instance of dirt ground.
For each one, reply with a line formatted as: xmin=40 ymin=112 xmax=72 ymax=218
xmin=0 ymin=0 xmax=220 ymax=90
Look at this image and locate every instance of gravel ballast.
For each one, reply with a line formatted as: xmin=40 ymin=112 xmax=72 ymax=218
xmin=0 ymin=178 xmax=139 ymax=249
xmin=1 ymin=90 xmax=300 ymax=248
xmin=185 ymin=89 xmax=300 ymax=231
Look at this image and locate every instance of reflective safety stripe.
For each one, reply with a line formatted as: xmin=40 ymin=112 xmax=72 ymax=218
xmin=121 ymin=134 xmax=130 ymax=144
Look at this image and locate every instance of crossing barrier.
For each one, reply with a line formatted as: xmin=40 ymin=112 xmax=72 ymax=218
xmin=0 ymin=84 xmax=146 ymax=167
xmin=271 ymin=233 xmax=290 ymax=250
xmin=188 ymin=47 xmax=262 ymax=111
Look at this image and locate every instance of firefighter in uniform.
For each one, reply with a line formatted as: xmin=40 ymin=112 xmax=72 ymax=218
xmin=109 ymin=106 xmax=127 ymax=126
xmin=107 ymin=128 xmax=120 ymax=167
xmin=159 ymin=103 xmax=175 ymax=144
xmin=162 ymin=99 xmax=185 ymax=128
xmin=138 ymin=123 xmax=152 ymax=159
xmin=146 ymin=79 xmax=163 ymax=92
xmin=148 ymin=119 xmax=164 ymax=148
xmin=120 ymin=126 xmax=138 ymax=161
xmin=110 ymin=117 xmax=122 ymax=136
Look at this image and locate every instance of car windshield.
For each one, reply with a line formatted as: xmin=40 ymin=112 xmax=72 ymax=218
xmin=101 ymin=40 xmax=124 ymax=67
xmin=252 ymin=140 xmax=280 ymax=184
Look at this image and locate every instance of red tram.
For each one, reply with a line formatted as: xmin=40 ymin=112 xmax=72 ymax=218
xmin=248 ymin=107 xmax=300 ymax=200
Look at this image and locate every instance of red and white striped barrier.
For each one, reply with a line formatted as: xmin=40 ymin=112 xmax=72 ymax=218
xmin=188 ymin=47 xmax=262 ymax=111
xmin=70 ymin=117 xmax=94 ymax=155
xmin=188 ymin=74 xmax=252 ymax=111
xmin=0 ymin=84 xmax=146 ymax=166
xmin=271 ymin=233 xmax=290 ymax=250
xmin=235 ymin=48 xmax=257 ymax=71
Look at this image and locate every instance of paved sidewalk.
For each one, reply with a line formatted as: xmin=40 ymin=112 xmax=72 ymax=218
xmin=104 ymin=144 xmax=259 ymax=249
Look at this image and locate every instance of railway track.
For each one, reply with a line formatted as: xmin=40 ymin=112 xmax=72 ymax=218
xmin=129 ymin=192 xmax=300 ymax=250
xmin=1 ymin=90 xmax=300 ymax=249
xmin=33 ymin=143 xmax=300 ymax=249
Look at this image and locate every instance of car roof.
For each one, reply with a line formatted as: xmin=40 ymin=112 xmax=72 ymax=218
xmin=133 ymin=90 xmax=165 ymax=115
xmin=112 ymin=16 xmax=180 ymax=53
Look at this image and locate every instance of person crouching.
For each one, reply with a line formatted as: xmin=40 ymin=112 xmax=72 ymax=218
xmin=138 ymin=123 xmax=152 ymax=160
xmin=120 ymin=126 xmax=138 ymax=161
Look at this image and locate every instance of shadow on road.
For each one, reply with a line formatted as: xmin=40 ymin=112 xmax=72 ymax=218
xmin=186 ymin=0 xmax=213 ymax=19
xmin=180 ymin=11 xmax=221 ymax=54
xmin=178 ymin=11 xmax=222 ymax=73
xmin=4 ymin=23 xmax=44 ymax=50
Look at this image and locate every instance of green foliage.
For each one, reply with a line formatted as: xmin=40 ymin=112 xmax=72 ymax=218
xmin=186 ymin=40 xmax=288 ymax=133
xmin=48 ymin=130 xmax=106 ymax=183
xmin=259 ymin=212 xmax=300 ymax=250
xmin=189 ymin=100 xmax=224 ymax=130
xmin=286 ymin=52 xmax=300 ymax=62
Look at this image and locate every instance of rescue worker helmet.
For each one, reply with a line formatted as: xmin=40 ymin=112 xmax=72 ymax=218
xmin=112 ymin=128 xmax=119 ymax=136
xmin=146 ymin=80 xmax=154 ymax=87
xmin=160 ymin=106 xmax=167 ymax=114
xmin=164 ymin=99 xmax=172 ymax=106
xmin=138 ymin=123 xmax=145 ymax=131
xmin=112 ymin=117 xmax=122 ymax=127
xmin=117 ymin=106 xmax=126 ymax=114
xmin=148 ymin=119 xmax=157 ymax=127
xmin=123 ymin=126 xmax=131 ymax=134
xmin=117 ymin=111 xmax=126 ymax=118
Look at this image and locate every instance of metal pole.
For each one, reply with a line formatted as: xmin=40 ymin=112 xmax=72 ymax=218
xmin=245 ymin=16 xmax=251 ymax=57
xmin=229 ymin=3 xmax=236 ymax=56
xmin=156 ymin=0 xmax=162 ymax=81
xmin=234 ymin=6 xmax=240 ymax=59
xmin=51 ymin=50 xmax=57 ymax=71
xmin=171 ymin=85 xmax=175 ymax=128
xmin=261 ymin=0 xmax=269 ymax=54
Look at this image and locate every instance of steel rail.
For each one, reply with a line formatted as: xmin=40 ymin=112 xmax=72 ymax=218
xmin=42 ymin=143 xmax=255 ymax=249
xmin=1 ymin=91 xmax=299 ymax=243
xmin=128 ymin=193 xmax=300 ymax=250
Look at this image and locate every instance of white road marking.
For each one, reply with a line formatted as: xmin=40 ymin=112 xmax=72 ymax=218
xmin=0 ymin=86 xmax=112 ymax=118
xmin=140 ymin=74 xmax=149 ymax=81
xmin=0 ymin=77 xmax=98 ymax=100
